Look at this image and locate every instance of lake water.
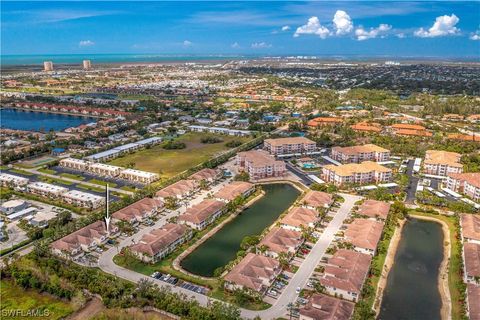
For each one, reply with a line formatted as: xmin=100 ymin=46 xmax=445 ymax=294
xmin=378 ymin=218 xmax=444 ymax=320
xmin=0 ymin=108 xmax=96 ymax=131
xmin=180 ymin=183 xmax=300 ymax=277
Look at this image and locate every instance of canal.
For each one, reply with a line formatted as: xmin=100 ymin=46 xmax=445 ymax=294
xmin=180 ymin=183 xmax=300 ymax=277
xmin=379 ymin=218 xmax=444 ymax=320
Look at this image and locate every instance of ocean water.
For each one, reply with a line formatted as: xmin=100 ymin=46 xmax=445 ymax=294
xmin=0 ymin=54 xmax=251 ymax=66
xmin=0 ymin=108 xmax=96 ymax=131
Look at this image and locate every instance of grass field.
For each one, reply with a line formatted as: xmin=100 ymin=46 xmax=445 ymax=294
xmin=38 ymin=168 xmax=57 ymax=175
xmin=108 ymin=133 xmax=250 ymax=178
xmin=39 ymin=176 xmax=74 ymax=186
xmin=0 ymin=280 xmax=75 ymax=320
xmin=10 ymin=168 xmax=35 ymax=176
xmin=60 ymin=172 xmax=85 ymax=181
xmin=77 ymin=184 xmax=104 ymax=193
xmin=87 ymin=179 xmax=117 ymax=188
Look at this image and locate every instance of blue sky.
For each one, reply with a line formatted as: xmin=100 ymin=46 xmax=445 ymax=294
xmin=2 ymin=1 xmax=480 ymax=57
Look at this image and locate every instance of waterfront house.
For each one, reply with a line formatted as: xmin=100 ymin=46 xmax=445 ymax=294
xmin=464 ymin=242 xmax=480 ymax=284
xmin=301 ymin=191 xmax=333 ymax=209
xmin=319 ymin=249 xmax=372 ymax=302
xmin=299 ymin=293 xmax=354 ymax=320
xmin=258 ymin=227 xmax=303 ymax=258
xmin=461 ymin=214 xmax=480 ymax=244
xmin=224 ymin=253 xmax=281 ymax=295
xmin=112 ymin=198 xmax=164 ymax=225
xmin=129 ymin=223 xmax=191 ymax=263
xmin=357 ymin=200 xmax=391 ymax=220
xmin=280 ymin=207 xmax=318 ymax=232
xmin=189 ymin=168 xmax=222 ymax=185
xmin=155 ymin=179 xmax=199 ymax=200
xmin=344 ymin=219 xmax=384 ymax=255
xmin=214 ymin=181 xmax=255 ymax=202
xmin=177 ymin=199 xmax=226 ymax=230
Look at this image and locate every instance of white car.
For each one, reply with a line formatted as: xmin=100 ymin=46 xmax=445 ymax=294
xmin=296 ymin=287 xmax=301 ymax=294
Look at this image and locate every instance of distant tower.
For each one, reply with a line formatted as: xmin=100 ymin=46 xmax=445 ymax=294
xmin=44 ymin=61 xmax=53 ymax=71
xmin=83 ymin=60 xmax=92 ymax=70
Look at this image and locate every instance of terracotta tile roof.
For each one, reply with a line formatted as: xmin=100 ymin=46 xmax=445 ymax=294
xmin=394 ymin=129 xmax=433 ymax=137
xmin=130 ymin=223 xmax=188 ymax=257
xmin=463 ymin=214 xmax=480 ymax=242
xmin=324 ymin=161 xmax=392 ymax=177
xmin=320 ymin=249 xmax=372 ymax=294
xmin=351 ymin=123 xmax=382 ymax=133
xmin=308 ymin=117 xmax=343 ymax=127
xmin=332 ymin=144 xmax=389 ymax=155
xmin=302 ymin=191 xmax=334 ymax=208
xmin=224 ymin=253 xmax=280 ymax=292
xmin=299 ymin=293 xmax=354 ymax=320
xmin=264 ymin=137 xmax=316 ymax=146
xmin=391 ymin=123 xmax=426 ymax=131
xmin=357 ymin=200 xmax=391 ymax=220
xmin=425 ymin=150 xmax=462 ymax=168
xmin=178 ymin=199 xmax=225 ymax=225
xmin=259 ymin=227 xmax=303 ymax=254
xmin=280 ymin=207 xmax=318 ymax=228
xmin=50 ymin=220 xmax=108 ymax=253
xmin=214 ymin=181 xmax=254 ymax=201
xmin=189 ymin=168 xmax=220 ymax=182
xmin=448 ymin=172 xmax=480 ymax=189
xmin=465 ymin=242 xmax=480 ymax=279
xmin=467 ymin=284 xmax=480 ymax=320
xmin=447 ymin=134 xmax=479 ymax=142
xmin=112 ymin=198 xmax=163 ymax=222
xmin=238 ymin=150 xmax=284 ymax=167
xmin=344 ymin=218 xmax=384 ymax=251
xmin=155 ymin=179 xmax=198 ymax=199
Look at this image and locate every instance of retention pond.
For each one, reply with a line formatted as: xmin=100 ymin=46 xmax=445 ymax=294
xmin=180 ymin=183 xmax=300 ymax=277
xmin=379 ymin=218 xmax=444 ymax=320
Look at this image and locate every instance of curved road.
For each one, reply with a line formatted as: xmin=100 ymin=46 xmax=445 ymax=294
xmin=98 ymin=192 xmax=361 ymax=319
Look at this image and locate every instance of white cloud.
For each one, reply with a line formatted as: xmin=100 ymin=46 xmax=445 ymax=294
xmin=470 ymin=30 xmax=480 ymax=40
xmin=79 ymin=40 xmax=94 ymax=47
xmin=396 ymin=32 xmax=406 ymax=38
xmin=294 ymin=16 xmax=330 ymax=39
xmin=183 ymin=40 xmax=192 ymax=47
xmin=355 ymin=24 xmax=392 ymax=41
xmin=281 ymin=25 xmax=291 ymax=31
xmin=333 ymin=10 xmax=353 ymax=35
xmin=251 ymin=42 xmax=272 ymax=48
xmin=231 ymin=42 xmax=240 ymax=48
xmin=414 ymin=14 xmax=460 ymax=38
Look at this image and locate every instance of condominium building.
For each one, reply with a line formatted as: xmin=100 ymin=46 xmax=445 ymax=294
xmin=357 ymin=200 xmax=391 ymax=220
xmin=299 ymin=294 xmax=354 ymax=320
xmin=446 ymin=172 xmax=480 ymax=202
xmin=280 ymin=207 xmax=318 ymax=231
xmin=155 ymin=179 xmax=199 ymax=200
xmin=112 ymin=197 xmax=164 ymax=225
xmin=83 ymin=60 xmax=92 ymax=70
xmin=263 ymin=137 xmax=317 ymax=156
xmin=344 ymin=219 xmax=385 ymax=255
xmin=424 ymin=150 xmax=463 ymax=176
xmin=467 ymin=284 xmax=480 ymax=320
xmin=319 ymin=249 xmax=372 ymax=302
xmin=322 ymin=161 xmax=392 ymax=186
xmin=63 ymin=190 xmax=104 ymax=209
xmin=120 ymin=169 xmax=159 ymax=184
xmin=464 ymin=243 xmax=480 ymax=285
xmin=177 ymin=199 xmax=226 ymax=230
xmin=258 ymin=227 xmax=303 ymax=258
xmin=189 ymin=168 xmax=222 ymax=184
xmin=88 ymin=163 xmax=123 ymax=177
xmin=461 ymin=214 xmax=480 ymax=244
xmin=59 ymin=158 xmax=89 ymax=171
xmin=129 ymin=223 xmax=191 ymax=263
xmin=331 ymin=144 xmax=390 ymax=164
xmin=224 ymin=253 xmax=281 ymax=295
xmin=214 ymin=181 xmax=255 ymax=202
xmin=301 ymin=191 xmax=333 ymax=209
xmin=27 ymin=182 xmax=69 ymax=198
xmin=44 ymin=61 xmax=53 ymax=71
xmin=0 ymin=173 xmax=29 ymax=188
xmin=236 ymin=150 xmax=286 ymax=180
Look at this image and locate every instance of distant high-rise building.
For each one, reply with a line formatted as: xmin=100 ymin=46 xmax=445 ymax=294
xmin=83 ymin=60 xmax=92 ymax=70
xmin=44 ymin=61 xmax=53 ymax=71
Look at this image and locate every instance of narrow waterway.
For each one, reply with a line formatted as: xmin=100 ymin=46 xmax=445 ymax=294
xmin=378 ymin=218 xmax=444 ymax=320
xmin=181 ymin=183 xmax=300 ymax=277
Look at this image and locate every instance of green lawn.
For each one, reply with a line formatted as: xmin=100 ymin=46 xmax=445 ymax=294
xmin=120 ymin=185 xmax=137 ymax=192
xmin=108 ymin=133 xmax=250 ymax=178
xmin=0 ymin=280 xmax=75 ymax=320
xmin=77 ymin=184 xmax=104 ymax=193
xmin=10 ymin=168 xmax=35 ymax=176
xmin=59 ymin=172 xmax=85 ymax=181
xmin=39 ymin=176 xmax=74 ymax=186
xmin=87 ymin=179 xmax=117 ymax=188
xmin=38 ymin=168 xmax=57 ymax=175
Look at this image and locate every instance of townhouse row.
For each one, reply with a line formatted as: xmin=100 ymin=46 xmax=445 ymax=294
xmin=460 ymin=214 xmax=480 ymax=320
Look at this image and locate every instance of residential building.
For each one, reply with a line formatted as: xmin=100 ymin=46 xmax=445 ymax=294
xmin=464 ymin=242 xmax=480 ymax=284
xmin=467 ymin=284 xmax=480 ymax=320
xmin=59 ymin=158 xmax=89 ymax=171
xmin=264 ymin=137 xmax=317 ymax=156
xmin=0 ymin=173 xmax=29 ymax=188
xmin=299 ymin=294 xmax=355 ymax=320
xmin=224 ymin=253 xmax=281 ymax=295
xmin=424 ymin=150 xmax=463 ymax=176
xmin=155 ymin=179 xmax=198 ymax=200
xmin=331 ymin=144 xmax=390 ymax=164
xmin=322 ymin=161 xmax=392 ymax=186
xmin=446 ymin=172 xmax=480 ymax=201
xmin=50 ymin=220 xmax=116 ymax=259
xmin=177 ymin=199 xmax=226 ymax=230
xmin=308 ymin=117 xmax=343 ymax=128
xmin=214 ymin=181 xmax=255 ymax=202
xmin=112 ymin=198 xmax=164 ymax=225
xmin=319 ymin=249 xmax=372 ymax=302
xmin=280 ymin=207 xmax=318 ymax=231
xmin=63 ymin=190 xmax=104 ymax=209
xmin=301 ymin=191 xmax=333 ymax=209
xmin=350 ymin=122 xmax=382 ymax=133
xmin=120 ymin=168 xmax=159 ymax=184
xmin=258 ymin=227 xmax=303 ymax=258
xmin=462 ymin=214 xmax=480 ymax=244
xmin=344 ymin=219 xmax=384 ymax=255
xmin=88 ymin=163 xmax=123 ymax=177
xmin=189 ymin=168 xmax=222 ymax=184
xmin=0 ymin=199 xmax=27 ymax=215
xmin=357 ymin=200 xmax=391 ymax=220
xmin=44 ymin=61 xmax=53 ymax=71
xmin=236 ymin=150 xmax=286 ymax=180
xmin=129 ymin=223 xmax=191 ymax=263
xmin=27 ymin=182 xmax=68 ymax=198
xmin=83 ymin=60 xmax=92 ymax=70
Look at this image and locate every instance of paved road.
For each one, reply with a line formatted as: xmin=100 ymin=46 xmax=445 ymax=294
xmin=98 ymin=188 xmax=361 ymax=319
xmin=285 ymin=162 xmax=313 ymax=186
xmin=405 ymin=159 xmax=419 ymax=204
xmin=19 ymin=167 xmax=134 ymax=196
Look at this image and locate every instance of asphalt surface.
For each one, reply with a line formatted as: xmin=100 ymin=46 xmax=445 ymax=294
xmin=405 ymin=159 xmax=419 ymax=204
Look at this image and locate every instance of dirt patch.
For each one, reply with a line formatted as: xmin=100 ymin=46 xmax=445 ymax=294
xmin=66 ymin=297 xmax=104 ymax=320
